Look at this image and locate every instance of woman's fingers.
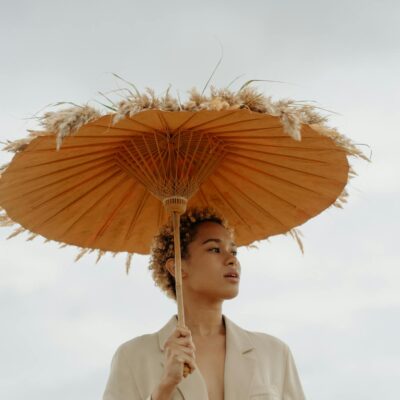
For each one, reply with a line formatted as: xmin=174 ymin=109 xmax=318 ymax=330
xmin=173 ymin=326 xmax=191 ymax=338
xmin=166 ymin=343 xmax=196 ymax=358
xmin=166 ymin=328 xmax=196 ymax=351
xmin=176 ymin=354 xmax=196 ymax=371
xmin=175 ymin=337 xmax=196 ymax=349
xmin=182 ymin=347 xmax=195 ymax=357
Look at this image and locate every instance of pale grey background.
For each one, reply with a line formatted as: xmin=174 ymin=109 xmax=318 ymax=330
xmin=0 ymin=1 xmax=399 ymax=399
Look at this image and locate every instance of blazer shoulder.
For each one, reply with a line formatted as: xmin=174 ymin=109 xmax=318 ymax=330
xmin=116 ymin=331 xmax=159 ymax=359
xmin=246 ymin=329 xmax=290 ymax=355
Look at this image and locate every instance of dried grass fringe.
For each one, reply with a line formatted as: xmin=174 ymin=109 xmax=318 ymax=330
xmin=0 ymin=84 xmax=369 ymax=267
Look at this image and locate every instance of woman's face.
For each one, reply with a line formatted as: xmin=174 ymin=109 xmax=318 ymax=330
xmin=182 ymin=221 xmax=241 ymax=301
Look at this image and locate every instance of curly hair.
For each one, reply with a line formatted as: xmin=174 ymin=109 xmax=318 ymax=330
xmin=148 ymin=207 xmax=231 ymax=300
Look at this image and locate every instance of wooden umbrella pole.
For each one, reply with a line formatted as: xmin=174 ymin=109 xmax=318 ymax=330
xmin=163 ymin=197 xmax=191 ymax=376
xmin=172 ymin=210 xmax=185 ymax=328
xmin=171 ymin=210 xmax=192 ymax=377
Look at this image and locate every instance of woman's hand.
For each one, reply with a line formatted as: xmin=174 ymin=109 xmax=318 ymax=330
xmin=161 ymin=326 xmax=197 ymax=387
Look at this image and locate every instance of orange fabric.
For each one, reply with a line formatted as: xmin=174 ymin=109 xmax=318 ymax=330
xmin=0 ymin=109 xmax=349 ymax=253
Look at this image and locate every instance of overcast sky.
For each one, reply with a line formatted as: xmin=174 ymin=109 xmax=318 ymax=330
xmin=0 ymin=1 xmax=399 ymax=399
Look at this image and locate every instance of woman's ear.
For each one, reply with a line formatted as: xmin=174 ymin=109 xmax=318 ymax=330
xmin=165 ymin=258 xmax=188 ymax=278
xmin=165 ymin=258 xmax=175 ymax=277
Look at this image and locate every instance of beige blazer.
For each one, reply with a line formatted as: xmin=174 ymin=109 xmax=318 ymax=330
xmin=103 ymin=315 xmax=305 ymax=400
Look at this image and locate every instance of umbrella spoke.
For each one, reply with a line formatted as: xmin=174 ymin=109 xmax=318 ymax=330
xmin=216 ymin=165 xmax=312 ymax=216
xmin=5 ymin=148 xmax=117 ymax=171
xmin=224 ymin=153 xmax=346 ymax=183
xmin=1 ymin=157 xmax=116 ymax=203
xmin=221 ymin=135 xmax=313 ymax=140
xmin=180 ymin=130 xmax=193 ymax=181
xmin=177 ymin=110 xmax=240 ymax=131
xmin=141 ymin=133 xmax=165 ymax=185
xmin=222 ymin=155 xmax=335 ymax=197
xmin=88 ymin=180 xmax=139 ymax=245
xmin=186 ymin=115 xmax=267 ymax=134
xmin=21 ymin=141 xmax=124 ymax=153
xmin=204 ymin=178 xmax=253 ymax=230
xmin=124 ymin=189 xmax=150 ymax=241
xmin=58 ymin=179 xmax=138 ymax=247
xmin=28 ymin=169 xmax=125 ymax=231
xmin=156 ymin=110 xmax=171 ymax=133
xmin=88 ymin=124 xmax=156 ymax=136
xmin=211 ymin=172 xmax=289 ymax=229
xmin=197 ymin=187 xmax=210 ymax=207
xmin=118 ymin=142 xmax=159 ymax=188
xmin=125 ymin=116 xmax=164 ymax=134
xmin=209 ymin=126 xmax=283 ymax=135
xmin=225 ymin=139 xmax=342 ymax=151
xmin=28 ymin=166 xmax=122 ymax=212
xmin=226 ymin=146 xmax=329 ymax=164
xmin=169 ymin=112 xmax=199 ymax=133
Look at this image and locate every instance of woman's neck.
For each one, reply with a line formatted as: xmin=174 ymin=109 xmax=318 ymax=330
xmin=181 ymin=300 xmax=225 ymax=337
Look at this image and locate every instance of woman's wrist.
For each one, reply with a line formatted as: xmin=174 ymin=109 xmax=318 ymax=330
xmin=151 ymin=378 xmax=177 ymax=400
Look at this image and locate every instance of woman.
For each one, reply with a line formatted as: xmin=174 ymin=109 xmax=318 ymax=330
xmin=103 ymin=208 xmax=305 ymax=400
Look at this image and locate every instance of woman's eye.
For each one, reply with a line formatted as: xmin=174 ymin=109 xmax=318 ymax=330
xmin=208 ymin=247 xmax=220 ymax=253
xmin=232 ymin=250 xmax=238 ymax=256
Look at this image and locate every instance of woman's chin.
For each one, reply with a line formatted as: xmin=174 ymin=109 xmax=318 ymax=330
xmin=222 ymin=287 xmax=239 ymax=300
xmin=187 ymin=285 xmax=239 ymax=301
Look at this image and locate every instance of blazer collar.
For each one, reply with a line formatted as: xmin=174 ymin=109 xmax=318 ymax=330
xmin=223 ymin=315 xmax=257 ymax=400
xmin=157 ymin=315 xmax=256 ymax=400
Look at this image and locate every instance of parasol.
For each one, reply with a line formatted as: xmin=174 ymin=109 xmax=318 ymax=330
xmin=0 ymin=84 xmax=367 ymax=337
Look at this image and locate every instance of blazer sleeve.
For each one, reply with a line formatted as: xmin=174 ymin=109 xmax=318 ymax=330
xmin=103 ymin=345 xmax=152 ymax=400
xmin=283 ymin=346 xmax=306 ymax=400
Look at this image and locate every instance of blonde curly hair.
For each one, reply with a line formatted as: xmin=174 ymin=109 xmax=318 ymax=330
xmin=149 ymin=207 xmax=231 ymax=300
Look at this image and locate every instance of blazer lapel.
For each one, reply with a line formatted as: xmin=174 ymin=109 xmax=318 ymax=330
xmin=223 ymin=315 xmax=257 ymax=400
xmin=157 ymin=315 xmax=257 ymax=400
xmin=158 ymin=315 xmax=209 ymax=400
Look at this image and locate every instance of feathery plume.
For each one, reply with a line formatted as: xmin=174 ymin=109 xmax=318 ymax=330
xmin=126 ymin=253 xmax=133 ymax=274
xmin=7 ymin=226 xmax=25 ymax=239
xmin=40 ymin=105 xmax=101 ymax=150
xmin=95 ymin=250 xmax=106 ymax=264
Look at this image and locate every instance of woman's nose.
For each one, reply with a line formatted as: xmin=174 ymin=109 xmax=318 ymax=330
xmin=225 ymin=252 xmax=237 ymax=265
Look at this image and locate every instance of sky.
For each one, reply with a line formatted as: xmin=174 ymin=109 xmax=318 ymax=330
xmin=0 ymin=0 xmax=399 ymax=399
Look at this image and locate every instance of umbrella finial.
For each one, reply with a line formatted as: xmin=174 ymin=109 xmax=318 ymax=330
xmin=163 ymin=196 xmax=188 ymax=215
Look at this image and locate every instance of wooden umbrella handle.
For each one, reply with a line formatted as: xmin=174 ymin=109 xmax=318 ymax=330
xmin=183 ymin=364 xmax=192 ymax=377
xmin=172 ymin=211 xmax=185 ymax=327
xmin=172 ymin=211 xmax=194 ymax=378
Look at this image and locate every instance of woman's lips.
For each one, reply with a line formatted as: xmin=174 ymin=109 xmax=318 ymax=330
xmin=224 ymin=276 xmax=240 ymax=283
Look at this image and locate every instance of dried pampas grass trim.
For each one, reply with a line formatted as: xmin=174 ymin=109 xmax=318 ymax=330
xmin=287 ymin=228 xmax=304 ymax=254
xmin=0 ymin=209 xmax=135 ymax=271
xmin=39 ymin=105 xmax=101 ymax=150
xmin=95 ymin=250 xmax=106 ymax=264
xmin=27 ymin=233 xmax=38 ymax=241
xmin=1 ymin=84 xmax=368 ymax=166
xmin=310 ymin=124 xmax=369 ymax=160
xmin=6 ymin=226 xmax=26 ymax=239
xmin=0 ymin=210 xmax=14 ymax=227
xmin=126 ymin=253 xmax=133 ymax=274
xmin=333 ymin=189 xmax=349 ymax=209
xmin=3 ymin=138 xmax=33 ymax=153
xmin=75 ymin=248 xmax=91 ymax=262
